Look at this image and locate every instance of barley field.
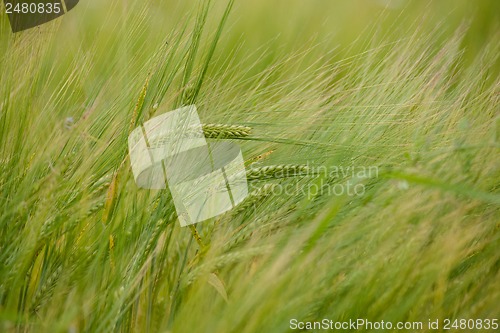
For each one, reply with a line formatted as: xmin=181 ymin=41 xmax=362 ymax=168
xmin=0 ymin=0 xmax=499 ymax=332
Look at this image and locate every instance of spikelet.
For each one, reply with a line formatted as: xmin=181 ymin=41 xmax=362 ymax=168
xmin=183 ymin=246 xmax=271 ymax=286
xmin=30 ymin=265 xmax=63 ymax=314
xmin=39 ymin=216 xmax=57 ymax=239
xmin=150 ymin=123 xmax=252 ymax=148
xmin=129 ymin=74 xmax=150 ymax=132
xmin=128 ymin=215 xmax=175 ymax=276
xmin=224 ymin=205 xmax=296 ymax=250
xmin=246 ymin=164 xmax=311 ymax=181
xmin=189 ymin=225 xmax=205 ymax=248
xmin=90 ymin=173 xmax=113 ymax=197
xmin=202 ymin=123 xmax=251 ymax=139
xmin=233 ymin=184 xmax=278 ymax=215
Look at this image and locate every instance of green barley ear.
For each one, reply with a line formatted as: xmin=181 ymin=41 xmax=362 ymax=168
xmin=182 ymin=84 xmax=197 ymax=106
xmin=149 ymin=123 xmax=252 ymax=148
xmin=224 ymin=205 xmax=296 ymax=250
xmin=89 ymin=174 xmax=113 ymax=197
xmin=182 ymin=246 xmax=270 ymax=287
xmin=30 ymin=265 xmax=63 ymax=314
xmin=246 ymin=164 xmax=312 ymax=181
xmin=128 ymin=218 xmax=168 ymax=276
xmin=233 ymin=184 xmax=278 ymax=215
xmin=202 ymin=123 xmax=252 ymax=139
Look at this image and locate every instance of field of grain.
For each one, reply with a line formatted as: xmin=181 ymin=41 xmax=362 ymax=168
xmin=0 ymin=1 xmax=499 ymax=332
